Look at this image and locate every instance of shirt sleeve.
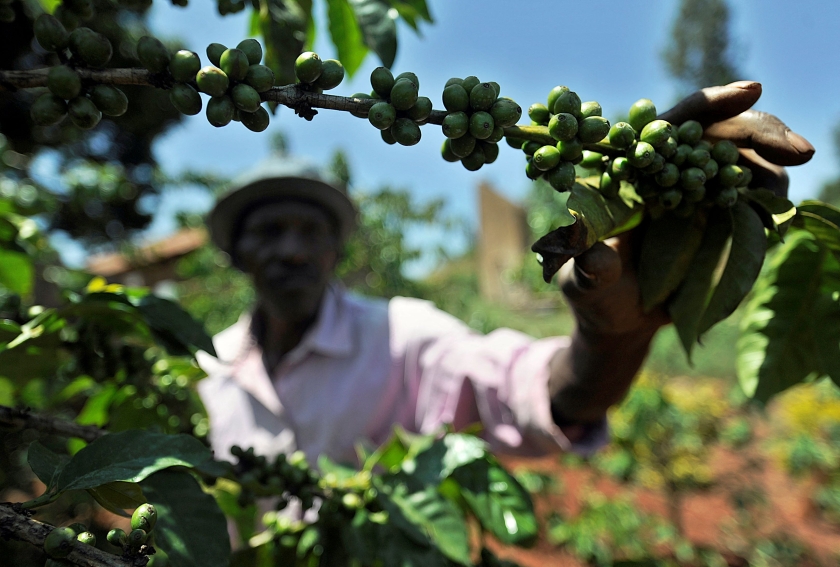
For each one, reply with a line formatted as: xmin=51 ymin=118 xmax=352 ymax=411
xmin=412 ymin=327 xmax=609 ymax=457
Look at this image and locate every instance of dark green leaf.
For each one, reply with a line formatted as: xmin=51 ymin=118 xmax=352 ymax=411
xmin=669 ymin=207 xmax=733 ymax=357
xmin=0 ymin=249 xmax=33 ymax=295
xmin=386 ymin=0 xmax=433 ymax=31
xmin=56 ymin=430 xmax=219 ymax=492
xmin=744 ymin=189 xmax=795 ymax=234
xmin=141 ymin=470 xmax=230 ymax=567
xmin=736 ymin=231 xmax=825 ymax=402
xmin=813 ymin=294 xmax=840 ymax=387
xmin=795 ymin=211 xmax=840 ymax=261
xmin=87 ymin=481 xmax=146 ymax=516
xmin=408 ymin=433 xmax=488 ymax=486
xmin=451 ymin=457 xmax=538 ymax=546
xmin=348 ymin=0 xmax=397 ymax=68
xmin=28 ymin=441 xmax=68 ymax=490
xmin=639 ymin=210 xmax=708 ymax=312
xmin=136 ymin=295 xmax=216 ymax=356
xmin=697 ymin=200 xmax=766 ymax=335
xmin=258 ymin=0 xmax=314 ymax=86
xmin=326 ymin=0 xmax=369 ymax=77
xmin=798 ymin=200 xmax=840 ymax=227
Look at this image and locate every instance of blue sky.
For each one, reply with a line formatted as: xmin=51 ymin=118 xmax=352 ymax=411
xmin=106 ymin=0 xmax=840 ymax=274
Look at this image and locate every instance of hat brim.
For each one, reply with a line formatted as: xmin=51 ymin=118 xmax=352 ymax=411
xmin=208 ymin=176 xmax=358 ymax=254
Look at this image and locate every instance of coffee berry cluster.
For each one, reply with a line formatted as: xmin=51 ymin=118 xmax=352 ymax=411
xmin=353 ymin=66 xmax=431 ymax=147
xmin=440 ymin=76 xmax=522 ymax=171
xmin=231 ymin=445 xmax=320 ymax=512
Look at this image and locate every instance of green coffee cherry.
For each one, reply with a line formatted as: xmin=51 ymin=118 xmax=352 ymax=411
xmin=640 ymin=119 xmax=672 ymax=149
xmin=695 ymin=139 xmax=713 ymax=152
xmin=127 ymin=528 xmax=147 ymax=548
xmin=450 ymin=134 xmax=476 ymax=159
xmin=546 ymin=85 xmax=570 ymax=114
xmin=295 ymin=51 xmax=322 ymax=84
xmin=169 ymin=50 xmax=201 ymax=82
xmin=245 ymin=64 xmax=275 ymax=93
xmin=44 ymin=527 xmax=76 ymax=558
xmin=370 ymin=66 xmax=394 ymax=98
xmin=54 ymin=6 xmax=79 ymax=32
xmin=716 ymin=186 xmax=739 ymax=208
xmin=131 ymin=503 xmax=158 ymax=533
xmin=556 ymin=138 xmax=583 ymax=161
xmin=525 ymin=158 xmax=541 ymax=180
xmin=628 ymin=98 xmax=656 ymax=132
xmin=241 ymin=106 xmax=270 ymax=132
xmin=390 ymin=78 xmax=418 ymax=111
xmin=48 ymin=66 xmax=82 ymax=100
xmin=107 ymin=528 xmax=127 ymax=547
xmin=206 ymin=95 xmax=234 ymax=127
xmin=196 ymin=66 xmax=229 ymax=97
xmin=237 ymin=38 xmax=262 ymax=65
xmin=718 ymin=164 xmax=745 ymax=187
xmin=521 ymin=141 xmax=541 ymax=156
xmin=546 ymin=162 xmax=576 ymax=192
xmin=627 ymin=141 xmax=655 ymax=168
xmin=486 ymin=125 xmax=505 ymax=144
xmin=739 ymin=165 xmax=753 ymax=186
xmin=220 ymin=48 xmax=249 ymax=82
xmin=444 ymin=77 xmax=463 ymax=88
xmin=660 ymin=189 xmax=683 ymax=210
xmin=34 ymin=14 xmax=69 ymax=52
xmin=381 ymin=128 xmax=396 ymax=145
xmin=89 ymin=85 xmax=128 ymax=117
xmin=580 ymin=150 xmax=604 ymax=170
xmin=391 ymin=118 xmax=421 ymax=146
xmin=642 ymin=153 xmax=665 ymax=174
xmin=441 ymin=111 xmax=469 ymax=139
xmin=469 ymin=111 xmax=494 ymax=140
xmin=672 ymin=143 xmax=692 ymax=166
xmin=407 ymin=96 xmax=432 ymax=122
xmin=688 ymin=148 xmax=710 ymax=168
xmin=548 ymin=113 xmax=578 ymax=142
xmin=67 ymin=524 xmax=88 ymax=535
xmin=608 ymin=122 xmax=635 ymax=149
xmin=461 ymin=145 xmax=486 ymax=172
xmin=469 ymin=83 xmax=496 ymax=111
xmin=68 ymin=96 xmax=101 ymax=130
xmin=231 ymin=83 xmax=261 ymax=113
xmin=600 ymin=171 xmax=618 ymax=198
xmin=610 ymin=157 xmax=630 ymax=180
xmin=677 ymin=120 xmax=703 ymax=145
xmin=30 ymin=93 xmax=67 ymax=126
xmin=489 ymin=98 xmax=522 ymax=128
xmin=684 ymin=185 xmax=706 ymax=204
xmin=170 ymin=83 xmax=202 ymax=115
xmin=76 ymin=532 xmax=96 ymax=546
xmin=580 ymin=101 xmax=602 ymax=118
xmin=368 ymin=101 xmax=396 ymax=130
xmin=137 ymin=36 xmax=171 ymax=73
xmin=69 ymin=28 xmax=112 ymax=67
xmin=553 ymin=90 xmax=581 ymax=118
xmin=442 ymin=84 xmax=469 ymax=112
xmin=206 ymin=43 xmax=227 ymax=67
xmin=395 ymin=71 xmax=419 ymax=88
xmin=441 ymin=139 xmax=459 ymax=162
xmin=506 ymin=136 xmax=525 ymax=149
xmin=461 ymin=75 xmax=480 ymax=94
xmin=482 ymin=141 xmax=500 ymax=164
xmin=577 ymin=116 xmax=610 ymax=143
xmin=680 ymin=167 xmax=706 ymax=190
xmin=313 ymin=59 xmax=345 ymax=90
xmin=711 ymin=140 xmax=740 ymax=165
xmin=528 ymin=103 xmax=550 ymax=125
xmin=533 ymin=145 xmax=561 ymax=171
xmin=703 ymin=158 xmax=719 ymax=180
xmin=659 ymin=136 xmax=678 ymax=158
xmin=655 ymin=163 xmax=680 ymax=187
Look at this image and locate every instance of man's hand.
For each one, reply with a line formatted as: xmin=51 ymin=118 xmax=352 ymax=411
xmin=549 ymin=81 xmax=815 ymax=434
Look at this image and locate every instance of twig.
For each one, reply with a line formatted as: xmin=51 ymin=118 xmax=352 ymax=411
xmin=0 ymin=405 xmax=106 ymax=443
xmin=0 ymin=503 xmax=149 ymax=567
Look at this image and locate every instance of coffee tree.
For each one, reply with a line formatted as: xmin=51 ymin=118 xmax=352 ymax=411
xmin=2 ymin=0 xmax=840 ymax=566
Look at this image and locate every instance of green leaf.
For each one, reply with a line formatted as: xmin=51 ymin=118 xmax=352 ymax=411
xmin=348 ymin=0 xmax=397 ymax=68
xmin=736 ymin=231 xmax=825 ymax=402
xmin=141 ymin=470 xmax=231 ymax=567
xmin=136 ymin=295 xmax=216 ymax=356
xmin=376 ymin=483 xmax=471 ymax=565
xmin=0 ymin=249 xmax=33 ymax=296
xmin=451 ymin=457 xmax=538 ymax=546
xmin=55 ymin=430 xmax=219 ymax=492
xmin=76 ymin=383 xmax=118 ymax=428
xmin=28 ymin=441 xmax=68 ymax=490
xmin=87 ymin=481 xmax=146 ymax=516
xmin=258 ymin=0 xmax=314 ymax=86
xmin=407 ymin=433 xmax=488 ymax=486
xmin=697 ymin=200 xmax=767 ymax=335
xmin=744 ymin=189 xmax=796 ymax=234
xmin=813 ymin=293 xmax=840 ymax=388
xmin=386 ymin=0 xmax=433 ymax=31
xmin=326 ymin=0 xmax=369 ymax=77
xmin=639 ymin=210 xmax=708 ymax=312
xmin=669 ymin=207 xmax=733 ymax=357
xmin=798 ymin=200 xmax=840 ymax=227
xmin=795 ymin=210 xmax=840 ymax=261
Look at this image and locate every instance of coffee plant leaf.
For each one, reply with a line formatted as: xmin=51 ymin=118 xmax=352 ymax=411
xmin=27 ymin=441 xmax=68 ymax=491
xmin=87 ymin=481 xmax=146 ymax=516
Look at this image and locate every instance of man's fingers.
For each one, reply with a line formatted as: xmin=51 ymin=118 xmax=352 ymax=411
xmin=656 ymin=81 xmax=762 ymax=126
xmin=738 ymin=148 xmax=790 ymax=198
xmin=704 ymin=110 xmax=815 ymax=167
xmin=560 ymin=241 xmax=621 ymax=299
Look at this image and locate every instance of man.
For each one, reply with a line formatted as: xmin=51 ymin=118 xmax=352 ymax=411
xmin=197 ymin=81 xmax=814 ymax=466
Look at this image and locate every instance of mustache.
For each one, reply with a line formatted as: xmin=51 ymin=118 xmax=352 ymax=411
xmin=260 ymin=262 xmax=321 ymax=283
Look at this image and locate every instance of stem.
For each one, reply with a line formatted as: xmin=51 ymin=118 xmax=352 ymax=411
xmin=0 ymin=405 xmax=106 ymax=442
xmin=0 ymin=503 xmax=149 ymax=567
xmin=19 ymin=491 xmax=60 ymax=510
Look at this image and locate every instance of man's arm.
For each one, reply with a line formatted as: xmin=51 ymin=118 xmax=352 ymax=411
xmin=547 ymin=81 xmax=815 ymax=436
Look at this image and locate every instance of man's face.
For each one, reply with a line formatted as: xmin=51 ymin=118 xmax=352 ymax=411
xmin=233 ymin=200 xmax=340 ymax=323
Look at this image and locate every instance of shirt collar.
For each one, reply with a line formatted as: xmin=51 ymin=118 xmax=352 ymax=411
xmin=286 ymin=282 xmax=355 ymax=361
